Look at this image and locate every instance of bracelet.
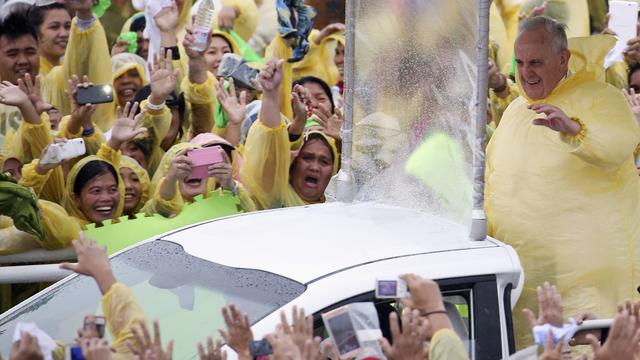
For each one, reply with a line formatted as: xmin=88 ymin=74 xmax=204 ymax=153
xmin=146 ymin=101 xmax=165 ymax=111
xmin=420 ymin=309 xmax=447 ymax=317
xmin=82 ymin=127 xmax=95 ymax=137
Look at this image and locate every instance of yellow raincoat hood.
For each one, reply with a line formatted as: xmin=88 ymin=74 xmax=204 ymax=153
xmin=297 ymin=130 xmax=340 ymax=176
xmin=62 ymin=156 xmax=125 ymax=226
xmin=212 ymin=30 xmax=241 ymax=55
xmin=120 ymin=155 xmax=151 ymax=214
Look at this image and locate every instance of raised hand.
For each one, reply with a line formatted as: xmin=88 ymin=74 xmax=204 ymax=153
xmin=149 ymin=48 xmax=179 ymax=105
xmin=197 ymin=337 xmax=226 ymax=360
xmin=18 ymin=73 xmax=48 ymax=114
xmin=80 ymin=338 xmax=112 ymax=360
xmin=315 ymin=23 xmax=345 ymax=44
xmin=265 ymin=331 xmax=301 ymax=360
xmin=36 ymin=138 xmax=68 ymax=174
xmin=278 ymin=306 xmax=314 ymax=353
xmin=218 ymin=6 xmax=237 ymax=30
xmin=9 ymin=332 xmax=43 ymax=360
xmin=69 ymin=0 xmax=94 ymax=20
xmin=259 ymin=59 xmax=284 ymax=93
xmin=522 ymin=282 xmax=564 ymax=328
xmin=586 ymin=310 xmax=640 ymax=360
xmin=528 ymin=104 xmax=581 ymax=136
xmin=379 ymin=309 xmax=429 ymax=360
xmin=154 ymin=1 xmax=180 ymax=33
xmin=219 ymin=304 xmax=253 ymax=358
xmin=0 ymin=81 xmax=30 ymax=107
xmin=183 ymin=27 xmax=211 ymax=60
xmin=60 ymin=234 xmax=116 ymax=295
xmin=216 ymin=78 xmax=247 ymax=127
xmin=129 ymin=320 xmax=173 ymax=360
xmin=166 ymin=152 xmax=192 ymax=184
xmin=207 ymin=150 xmax=235 ymax=191
xmin=109 ymin=102 xmax=147 ymax=150
xmin=67 ymin=74 xmax=97 ymax=132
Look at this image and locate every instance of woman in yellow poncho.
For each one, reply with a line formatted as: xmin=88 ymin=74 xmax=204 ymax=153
xmin=28 ymin=2 xmax=71 ymax=77
xmin=240 ymin=59 xmax=339 ymax=210
xmin=143 ymin=133 xmax=255 ymax=217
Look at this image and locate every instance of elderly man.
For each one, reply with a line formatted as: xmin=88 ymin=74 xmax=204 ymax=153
xmin=485 ymin=16 xmax=640 ymax=347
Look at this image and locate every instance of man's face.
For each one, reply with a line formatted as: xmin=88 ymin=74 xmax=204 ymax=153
xmin=0 ymin=35 xmax=39 ymax=84
xmin=39 ymin=9 xmax=71 ymax=60
xmin=113 ymin=68 xmax=143 ymax=106
xmin=515 ymin=28 xmax=570 ymax=100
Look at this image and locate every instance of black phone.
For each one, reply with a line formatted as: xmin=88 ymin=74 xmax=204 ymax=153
xmin=76 ymin=84 xmax=114 ymax=105
xmin=250 ymin=340 xmax=273 ymax=357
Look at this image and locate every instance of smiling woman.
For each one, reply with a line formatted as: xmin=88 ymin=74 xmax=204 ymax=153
xmin=61 ymin=156 xmax=125 ymax=227
xmin=28 ymin=2 xmax=71 ymax=75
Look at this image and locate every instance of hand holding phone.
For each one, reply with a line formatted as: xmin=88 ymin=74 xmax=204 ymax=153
xmin=186 ymin=146 xmax=225 ymax=179
xmin=40 ymin=138 xmax=86 ymax=164
xmin=322 ymin=306 xmax=361 ymax=359
xmin=77 ymin=84 xmax=114 ymax=105
xmin=375 ymin=279 xmax=409 ymax=299
xmin=250 ymin=339 xmax=273 ymax=357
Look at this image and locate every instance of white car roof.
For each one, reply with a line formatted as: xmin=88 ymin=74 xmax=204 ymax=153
xmin=162 ymin=202 xmax=500 ymax=284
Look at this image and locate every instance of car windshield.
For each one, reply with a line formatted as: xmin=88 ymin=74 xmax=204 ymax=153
xmin=0 ymin=240 xmax=306 ymax=359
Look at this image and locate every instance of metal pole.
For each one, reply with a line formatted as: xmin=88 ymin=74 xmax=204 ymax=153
xmin=335 ymin=0 xmax=356 ymax=202
xmin=469 ymin=0 xmax=490 ymax=241
xmin=0 ymin=264 xmax=72 ymax=284
xmin=0 ymin=247 xmax=75 ymax=265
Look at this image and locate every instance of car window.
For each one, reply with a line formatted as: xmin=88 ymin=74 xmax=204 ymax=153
xmin=0 ymin=240 xmax=306 ymax=359
xmin=312 ymin=290 xmax=473 ymax=356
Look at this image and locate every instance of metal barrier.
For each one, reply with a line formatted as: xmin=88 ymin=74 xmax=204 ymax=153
xmin=0 ymin=247 xmax=76 ymax=284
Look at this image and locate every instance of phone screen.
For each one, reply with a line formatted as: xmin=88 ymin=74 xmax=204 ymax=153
xmin=250 ymin=340 xmax=273 ymax=357
xmin=327 ymin=312 xmax=360 ymax=356
xmin=377 ymin=280 xmax=398 ymax=297
xmin=77 ymin=84 xmax=114 ymax=105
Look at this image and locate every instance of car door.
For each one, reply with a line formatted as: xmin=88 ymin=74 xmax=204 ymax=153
xmin=310 ymin=275 xmax=506 ymax=360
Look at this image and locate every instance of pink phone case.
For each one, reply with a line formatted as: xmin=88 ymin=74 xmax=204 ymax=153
xmin=187 ymin=146 xmax=224 ymax=179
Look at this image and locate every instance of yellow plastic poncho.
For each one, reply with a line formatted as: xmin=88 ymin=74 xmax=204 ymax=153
xmin=292 ymin=30 xmax=341 ymax=87
xmin=61 ymin=155 xmax=125 ymax=228
xmin=429 ymin=329 xmax=468 ymax=360
xmin=145 ymin=141 xmax=254 ymax=217
xmin=240 ymin=119 xmax=339 ymax=210
xmin=44 ymin=17 xmax=113 ymax=133
xmin=490 ymin=0 xmax=521 ymax=74
xmin=102 ymin=53 xmax=150 ymax=132
xmin=102 ymin=282 xmax=147 ymax=360
xmin=485 ymin=36 xmax=640 ymax=349
xmin=97 ymin=143 xmax=151 ymax=215
xmin=265 ymin=36 xmax=294 ymax=122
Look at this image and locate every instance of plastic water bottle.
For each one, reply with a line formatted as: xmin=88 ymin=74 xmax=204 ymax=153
xmin=191 ymin=0 xmax=215 ymax=52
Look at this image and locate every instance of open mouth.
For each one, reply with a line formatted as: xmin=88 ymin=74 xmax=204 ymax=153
xmin=124 ymin=193 xmax=135 ymax=201
xmin=95 ymin=206 xmax=114 ymax=216
xmin=526 ymin=79 xmax=540 ymax=86
xmin=304 ymin=176 xmax=318 ymax=187
xmin=122 ymin=89 xmax=136 ymax=97
xmin=185 ymin=178 xmax=203 ymax=186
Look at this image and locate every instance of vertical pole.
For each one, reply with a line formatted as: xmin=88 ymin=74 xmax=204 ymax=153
xmin=469 ymin=0 xmax=490 ymax=241
xmin=336 ymin=0 xmax=357 ymax=202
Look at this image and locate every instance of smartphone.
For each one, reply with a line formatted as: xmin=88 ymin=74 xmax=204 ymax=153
xmin=609 ymin=1 xmax=638 ymax=45
xmin=322 ymin=306 xmax=361 ymax=359
xmin=250 ymin=339 xmax=273 ymax=357
xmin=575 ymin=319 xmax=612 ymax=344
xmin=186 ymin=146 xmax=224 ymax=179
xmin=77 ymin=84 xmax=114 ymax=105
xmin=84 ymin=315 xmax=106 ymax=338
xmin=40 ymin=138 xmax=86 ymax=164
xmin=375 ymin=279 xmax=409 ymax=299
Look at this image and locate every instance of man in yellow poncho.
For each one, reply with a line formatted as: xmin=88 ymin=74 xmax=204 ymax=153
xmin=485 ymin=16 xmax=640 ymax=349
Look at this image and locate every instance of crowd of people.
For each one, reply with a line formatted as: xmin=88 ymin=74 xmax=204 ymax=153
xmin=0 ymin=0 xmax=639 ymax=359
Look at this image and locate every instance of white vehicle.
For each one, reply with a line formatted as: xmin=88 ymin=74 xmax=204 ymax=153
xmin=0 ymin=202 xmax=523 ymax=360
